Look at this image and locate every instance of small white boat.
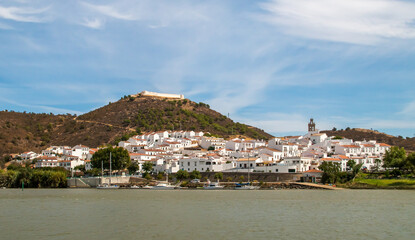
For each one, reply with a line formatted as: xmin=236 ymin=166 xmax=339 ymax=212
xmin=130 ymin=185 xmax=141 ymax=189
xmin=152 ymin=182 xmax=176 ymax=190
xmin=234 ymin=183 xmax=259 ymax=190
xmin=150 ymin=172 xmax=177 ymax=190
xmin=203 ymin=180 xmax=224 ymax=190
xmin=97 ymin=183 xmax=120 ymax=189
xmin=142 ymin=185 xmax=154 ymax=189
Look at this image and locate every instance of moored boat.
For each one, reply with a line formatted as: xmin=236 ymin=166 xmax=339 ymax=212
xmin=203 ymin=180 xmax=224 ymax=190
xmin=97 ymin=183 xmax=120 ymax=189
xmin=234 ymin=183 xmax=259 ymax=190
xmin=152 ymin=182 xmax=176 ymax=190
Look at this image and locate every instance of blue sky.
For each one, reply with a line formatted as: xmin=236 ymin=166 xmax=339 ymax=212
xmin=1 ymin=0 xmax=415 ymax=137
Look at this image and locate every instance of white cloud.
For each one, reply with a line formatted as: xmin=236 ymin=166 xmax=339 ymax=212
xmin=258 ymin=0 xmax=415 ymax=45
xmin=0 ymin=97 xmax=82 ymax=115
xmin=80 ymin=1 xmax=211 ymax=28
xmin=362 ymin=120 xmax=415 ymax=129
xmin=81 ymin=18 xmax=103 ymax=29
xmin=207 ymin=71 xmax=274 ymax=115
xmin=242 ymin=113 xmax=308 ymax=134
xmin=0 ymin=5 xmax=48 ymax=22
xmin=81 ymin=2 xmax=137 ymax=21
xmin=399 ymin=100 xmax=415 ymax=116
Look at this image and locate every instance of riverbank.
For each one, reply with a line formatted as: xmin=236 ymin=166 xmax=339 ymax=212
xmin=339 ymin=178 xmax=415 ymax=189
xmin=67 ymin=177 xmax=339 ymax=190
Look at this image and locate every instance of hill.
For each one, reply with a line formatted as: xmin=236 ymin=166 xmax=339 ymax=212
xmin=0 ymin=94 xmax=273 ymax=156
xmin=322 ymin=128 xmax=415 ymax=151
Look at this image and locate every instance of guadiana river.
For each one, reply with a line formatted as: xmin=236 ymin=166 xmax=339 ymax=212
xmin=1 ymin=189 xmax=414 ymax=240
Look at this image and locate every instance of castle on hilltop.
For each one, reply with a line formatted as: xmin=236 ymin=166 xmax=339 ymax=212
xmin=133 ymin=91 xmax=184 ymax=99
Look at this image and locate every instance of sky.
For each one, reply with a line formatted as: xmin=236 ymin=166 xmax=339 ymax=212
xmin=1 ymin=0 xmax=415 ymax=137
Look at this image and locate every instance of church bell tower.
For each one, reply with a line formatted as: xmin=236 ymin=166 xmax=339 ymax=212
xmin=308 ymin=118 xmax=316 ymax=132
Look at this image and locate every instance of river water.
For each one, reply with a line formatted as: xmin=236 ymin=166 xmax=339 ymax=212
xmin=1 ymin=189 xmax=414 ymax=240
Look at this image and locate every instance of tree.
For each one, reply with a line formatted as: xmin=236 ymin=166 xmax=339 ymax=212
xmin=86 ymin=168 xmax=101 ymax=177
xmin=214 ymin=172 xmax=223 ymax=182
xmin=91 ymin=147 xmax=131 ymax=172
xmin=207 ymin=146 xmax=215 ymax=151
xmin=319 ymin=161 xmax=341 ymax=184
xmin=383 ymin=146 xmax=407 ymax=171
xmin=407 ymin=153 xmax=415 ymax=174
xmin=176 ymin=169 xmax=189 ymax=181
xmin=127 ymin=162 xmax=140 ymax=175
xmin=142 ymin=161 xmax=153 ymax=174
xmin=74 ymin=164 xmax=86 ymax=173
xmin=372 ymin=159 xmax=382 ymax=173
xmin=346 ymin=160 xmax=363 ymax=181
xmin=144 ymin=172 xmax=152 ymax=180
xmin=190 ymin=170 xmax=201 ymax=180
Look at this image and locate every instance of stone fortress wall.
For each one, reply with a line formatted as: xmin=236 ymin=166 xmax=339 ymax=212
xmin=133 ymin=90 xmax=184 ymax=99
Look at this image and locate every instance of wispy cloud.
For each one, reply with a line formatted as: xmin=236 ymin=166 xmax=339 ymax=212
xmin=362 ymin=119 xmax=415 ymax=129
xmin=258 ymin=0 xmax=415 ymax=45
xmin=0 ymin=97 xmax=82 ymax=115
xmin=241 ymin=113 xmax=308 ymax=135
xmin=80 ymin=18 xmax=103 ymax=29
xmin=0 ymin=5 xmax=49 ymax=23
xmin=399 ymin=100 xmax=415 ymax=116
xmin=81 ymin=2 xmax=136 ymax=21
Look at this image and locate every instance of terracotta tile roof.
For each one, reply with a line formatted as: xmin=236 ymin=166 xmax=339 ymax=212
xmin=236 ymin=158 xmax=258 ymax=162
xmin=342 ymin=145 xmax=360 ymax=148
xmin=130 ymin=153 xmax=145 ymax=156
xmin=321 ymin=158 xmax=341 ymax=161
xmin=304 ymin=169 xmax=323 ymax=173
xmin=39 ymin=156 xmax=58 ymax=160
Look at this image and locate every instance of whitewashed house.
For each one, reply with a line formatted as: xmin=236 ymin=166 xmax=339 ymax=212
xmin=259 ymin=148 xmax=283 ymax=161
xmin=200 ymin=137 xmax=226 ymax=150
xmin=20 ymin=151 xmax=39 ymax=160
xmin=35 ymin=157 xmax=59 ymax=168
xmin=179 ymin=157 xmax=232 ymax=172
xmin=310 ymin=133 xmax=328 ymax=144
xmin=225 ymin=139 xmax=242 ymax=151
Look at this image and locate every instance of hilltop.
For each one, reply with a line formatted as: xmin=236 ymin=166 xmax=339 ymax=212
xmin=322 ymin=128 xmax=415 ymax=151
xmin=0 ymin=94 xmax=272 ymax=156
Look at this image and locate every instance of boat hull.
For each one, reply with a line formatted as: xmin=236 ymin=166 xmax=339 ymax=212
xmin=97 ymin=185 xmax=120 ymax=189
xmin=203 ymin=186 xmax=225 ymax=190
xmin=151 ymin=186 xmax=176 ymax=190
xmin=234 ymin=185 xmax=259 ymax=190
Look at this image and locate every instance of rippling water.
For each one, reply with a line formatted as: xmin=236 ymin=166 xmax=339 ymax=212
xmin=1 ymin=189 xmax=414 ymax=240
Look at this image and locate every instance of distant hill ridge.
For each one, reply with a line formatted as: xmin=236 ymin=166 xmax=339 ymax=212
xmin=0 ymin=93 xmax=272 ymax=156
xmin=322 ymin=128 xmax=415 ymax=151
